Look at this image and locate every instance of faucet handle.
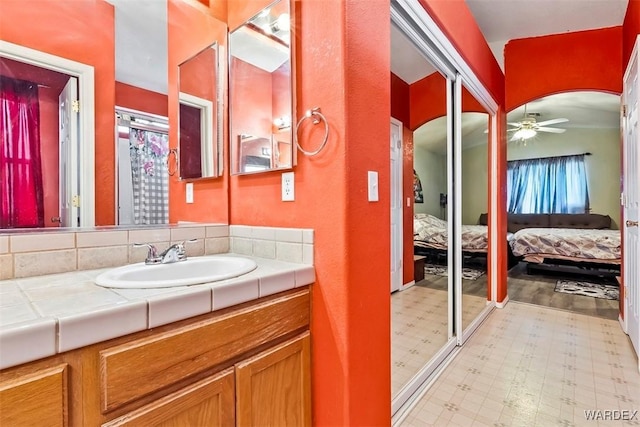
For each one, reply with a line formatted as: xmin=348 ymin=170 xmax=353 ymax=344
xmin=133 ymin=243 xmax=158 ymax=263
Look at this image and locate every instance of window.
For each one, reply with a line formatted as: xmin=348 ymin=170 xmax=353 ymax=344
xmin=507 ymin=154 xmax=589 ymax=214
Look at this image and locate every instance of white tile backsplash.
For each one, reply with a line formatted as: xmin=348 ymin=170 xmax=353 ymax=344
xmin=206 ymin=225 xmax=229 ymax=238
xmin=14 ymin=250 xmax=77 ymax=278
xmin=275 ymin=228 xmax=303 ymax=243
xmin=128 ymin=228 xmax=171 ymax=244
xmin=0 ymin=224 xmax=313 ymax=280
xmin=253 ymin=240 xmax=276 ymax=259
xmin=76 ymin=230 xmax=128 ymax=248
xmin=231 ymin=237 xmax=253 ymax=255
xmin=0 ymin=236 xmax=8 ymax=254
xmin=11 ymin=233 xmax=75 ymax=253
xmin=229 ymin=225 xmax=252 ymax=238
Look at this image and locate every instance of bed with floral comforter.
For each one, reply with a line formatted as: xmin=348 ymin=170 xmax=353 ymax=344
xmin=508 ymin=227 xmax=621 ymax=264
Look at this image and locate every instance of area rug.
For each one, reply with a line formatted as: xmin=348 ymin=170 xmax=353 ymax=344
xmin=424 ymin=264 xmax=485 ymax=281
xmin=554 ymin=280 xmax=619 ymax=300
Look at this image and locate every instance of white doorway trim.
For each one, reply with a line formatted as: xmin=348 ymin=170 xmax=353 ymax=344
xmin=622 ymin=34 xmax=640 ymax=370
xmin=390 ymin=117 xmax=404 ymax=293
xmin=0 ymin=40 xmax=96 ymax=227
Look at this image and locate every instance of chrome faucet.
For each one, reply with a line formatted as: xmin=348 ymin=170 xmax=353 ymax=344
xmin=134 ymin=239 xmax=197 ymax=265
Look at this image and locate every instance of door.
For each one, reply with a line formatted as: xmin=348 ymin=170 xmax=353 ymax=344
xmin=623 ymin=35 xmax=640 ymax=369
xmin=59 ymin=77 xmax=79 ymax=227
xmin=102 ymin=369 xmax=235 ymax=426
xmin=235 ymin=333 xmax=311 ymax=427
xmin=390 ymin=118 xmax=404 ymax=292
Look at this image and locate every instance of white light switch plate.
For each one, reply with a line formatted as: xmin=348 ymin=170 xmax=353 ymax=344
xmin=186 ymin=182 xmax=194 ymax=204
xmin=368 ymin=171 xmax=378 ymax=202
xmin=282 ymin=172 xmax=294 ymax=201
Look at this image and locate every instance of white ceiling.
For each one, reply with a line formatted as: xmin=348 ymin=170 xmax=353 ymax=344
xmin=105 ymin=0 xmax=168 ymax=94
xmin=393 ymin=0 xmax=629 ymax=152
xmin=466 ymin=0 xmax=629 ymax=71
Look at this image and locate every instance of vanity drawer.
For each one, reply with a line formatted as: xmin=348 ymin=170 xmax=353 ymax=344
xmin=99 ymin=288 xmax=309 ymax=412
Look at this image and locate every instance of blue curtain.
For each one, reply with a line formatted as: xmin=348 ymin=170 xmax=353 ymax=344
xmin=507 ymin=154 xmax=589 ymax=214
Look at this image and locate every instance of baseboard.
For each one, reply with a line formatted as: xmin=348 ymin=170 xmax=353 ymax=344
xmin=619 ymin=313 xmax=627 ymax=334
xmin=401 ymin=280 xmax=416 ymax=291
xmin=496 ymin=295 xmax=509 ymax=309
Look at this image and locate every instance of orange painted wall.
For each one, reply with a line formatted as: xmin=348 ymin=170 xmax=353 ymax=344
xmin=419 ymin=0 xmax=504 ymax=105
xmin=623 ymin=0 xmax=640 ymax=67
xmin=0 ymin=0 xmax=116 ymax=226
xmin=504 ymin=27 xmax=623 ymax=110
xmin=168 ymin=0 xmax=228 ymax=223
xmin=228 ymin=0 xmax=392 ymax=424
xmin=391 ymin=73 xmax=410 ymax=126
xmin=115 ymin=82 xmax=168 ymax=117
xmin=410 ymin=72 xmax=447 ymax=130
xmin=403 ymin=126 xmax=415 ymax=285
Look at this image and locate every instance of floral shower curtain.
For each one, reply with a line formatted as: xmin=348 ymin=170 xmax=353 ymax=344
xmin=0 ymin=76 xmax=44 ymax=228
xmin=129 ymin=127 xmax=169 ymax=225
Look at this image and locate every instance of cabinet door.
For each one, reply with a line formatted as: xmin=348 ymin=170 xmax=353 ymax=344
xmin=0 ymin=364 xmax=68 ymax=427
xmin=236 ymin=332 xmax=311 ymax=427
xmin=103 ymin=368 xmax=234 ymax=427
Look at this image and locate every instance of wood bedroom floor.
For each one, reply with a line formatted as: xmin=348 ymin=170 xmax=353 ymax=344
xmin=507 ymin=262 xmax=620 ymax=321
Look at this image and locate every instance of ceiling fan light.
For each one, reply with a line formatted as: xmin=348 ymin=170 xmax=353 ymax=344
xmin=513 ymin=128 xmax=537 ymax=141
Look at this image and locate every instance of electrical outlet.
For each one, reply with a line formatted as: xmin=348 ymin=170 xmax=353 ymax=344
xmin=282 ymin=172 xmax=295 ymax=201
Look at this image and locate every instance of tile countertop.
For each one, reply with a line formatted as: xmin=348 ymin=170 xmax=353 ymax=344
xmin=0 ymin=254 xmax=315 ymax=370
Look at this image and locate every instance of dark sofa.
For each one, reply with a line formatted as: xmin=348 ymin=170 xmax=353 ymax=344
xmin=477 ymin=213 xmax=612 ymax=233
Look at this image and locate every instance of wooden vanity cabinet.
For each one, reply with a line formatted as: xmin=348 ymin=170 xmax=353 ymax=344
xmin=0 ymin=287 xmax=311 ymax=427
xmin=91 ymin=287 xmax=311 ymax=426
xmin=0 ymin=359 xmax=71 ymax=427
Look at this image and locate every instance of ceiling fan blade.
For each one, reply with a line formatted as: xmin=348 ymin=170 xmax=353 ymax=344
xmin=507 ymin=129 xmax=518 ymax=132
xmin=507 ymin=122 xmax=521 ymax=127
xmin=537 ymin=127 xmax=566 ymax=133
xmin=536 ymin=118 xmax=569 ymax=127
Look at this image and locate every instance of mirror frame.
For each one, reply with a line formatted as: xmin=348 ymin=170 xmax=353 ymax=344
xmin=177 ymin=41 xmax=222 ymax=180
xmin=228 ymin=0 xmax=296 ymax=176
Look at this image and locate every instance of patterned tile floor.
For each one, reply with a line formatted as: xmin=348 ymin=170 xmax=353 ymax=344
xmin=398 ymin=301 xmax=640 ymax=427
xmin=392 ymin=282 xmax=488 ymax=396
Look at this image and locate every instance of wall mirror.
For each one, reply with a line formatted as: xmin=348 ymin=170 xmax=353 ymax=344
xmin=1 ymin=0 xmax=229 ymax=231
xmin=229 ymin=0 xmax=294 ymax=175
xmin=178 ymin=42 xmax=221 ymax=180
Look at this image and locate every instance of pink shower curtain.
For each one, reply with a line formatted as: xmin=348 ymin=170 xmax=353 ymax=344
xmin=0 ymin=76 xmax=44 ymax=228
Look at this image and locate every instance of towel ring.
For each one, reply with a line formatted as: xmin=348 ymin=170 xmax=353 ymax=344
xmin=167 ymin=148 xmax=179 ymax=176
xmin=295 ymin=107 xmax=329 ymax=156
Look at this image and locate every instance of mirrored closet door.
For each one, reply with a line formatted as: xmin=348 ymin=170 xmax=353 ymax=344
xmin=390 ymin=0 xmax=499 ymax=418
xmin=457 ymin=83 xmax=493 ymax=340
xmin=390 ymin=16 xmax=457 ymax=414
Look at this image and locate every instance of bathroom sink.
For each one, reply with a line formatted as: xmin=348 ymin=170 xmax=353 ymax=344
xmin=95 ymin=256 xmax=257 ymax=289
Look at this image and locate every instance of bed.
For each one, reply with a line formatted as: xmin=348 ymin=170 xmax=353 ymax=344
xmin=508 ymin=227 xmax=621 ymax=277
xmin=413 ymin=213 xmax=499 ymax=268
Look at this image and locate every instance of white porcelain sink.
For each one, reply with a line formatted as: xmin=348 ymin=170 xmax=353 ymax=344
xmin=95 ymin=256 xmax=257 ymax=289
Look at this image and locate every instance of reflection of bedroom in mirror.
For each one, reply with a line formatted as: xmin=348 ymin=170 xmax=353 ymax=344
xmin=390 ymin=20 xmax=454 ymax=412
xmin=115 ymin=108 xmax=170 ymax=226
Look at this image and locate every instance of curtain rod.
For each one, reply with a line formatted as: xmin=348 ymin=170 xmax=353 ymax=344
xmin=508 ymin=152 xmax=592 ymax=162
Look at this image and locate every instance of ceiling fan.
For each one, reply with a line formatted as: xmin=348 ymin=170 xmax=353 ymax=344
xmin=509 ymin=105 xmax=569 ymax=142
